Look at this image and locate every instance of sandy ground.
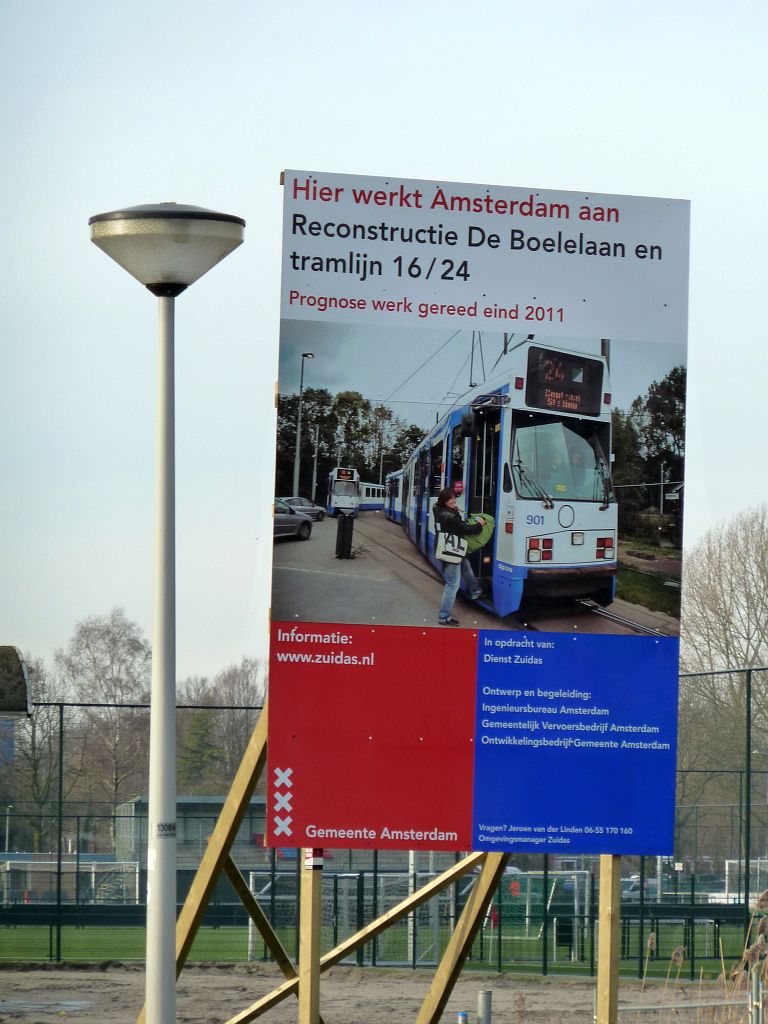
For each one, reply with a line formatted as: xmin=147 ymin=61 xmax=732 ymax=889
xmin=0 ymin=963 xmax=737 ymax=1023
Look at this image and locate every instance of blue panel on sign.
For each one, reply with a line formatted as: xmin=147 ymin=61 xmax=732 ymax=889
xmin=472 ymin=631 xmax=679 ymax=855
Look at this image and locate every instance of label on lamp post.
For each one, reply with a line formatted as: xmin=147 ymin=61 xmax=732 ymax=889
xmin=154 ymin=822 xmax=177 ymax=838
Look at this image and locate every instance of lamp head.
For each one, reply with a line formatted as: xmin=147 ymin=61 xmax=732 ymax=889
xmin=0 ymin=647 xmax=31 ymax=718
xmin=89 ymin=203 xmax=245 ymax=294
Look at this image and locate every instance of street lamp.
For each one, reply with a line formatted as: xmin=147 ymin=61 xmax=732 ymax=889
xmin=4 ymin=805 xmax=11 ymax=853
xmin=89 ymin=202 xmax=244 ymax=1024
xmin=292 ymin=351 xmax=315 ymax=496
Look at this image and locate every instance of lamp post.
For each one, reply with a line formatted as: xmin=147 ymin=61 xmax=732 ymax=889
xmin=292 ymin=351 xmax=315 ymax=496
xmin=89 ymin=203 xmax=244 ymax=1024
xmin=4 ymin=805 xmax=11 ymax=853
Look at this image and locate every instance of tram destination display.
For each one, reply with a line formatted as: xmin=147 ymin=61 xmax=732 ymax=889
xmin=268 ymin=169 xmax=690 ymax=855
xmin=525 ymin=346 xmax=604 ymax=416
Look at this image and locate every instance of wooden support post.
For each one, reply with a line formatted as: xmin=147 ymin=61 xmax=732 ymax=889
xmin=416 ymin=852 xmax=509 ymax=1024
xmin=596 ymin=854 xmax=622 ymax=1024
xmin=298 ymin=849 xmax=323 ymax=1024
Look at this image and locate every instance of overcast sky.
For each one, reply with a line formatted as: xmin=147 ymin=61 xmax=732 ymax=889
xmin=1 ymin=1 xmax=765 ymax=678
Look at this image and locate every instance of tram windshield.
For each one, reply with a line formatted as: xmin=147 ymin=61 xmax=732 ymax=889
xmin=511 ymin=417 xmax=613 ymax=503
xmin=333 ymin=480 xmax=358 ymax=496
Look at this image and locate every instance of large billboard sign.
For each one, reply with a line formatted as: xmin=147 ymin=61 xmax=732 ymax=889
xmin=268 ymin=170 xmax=689 ymax=855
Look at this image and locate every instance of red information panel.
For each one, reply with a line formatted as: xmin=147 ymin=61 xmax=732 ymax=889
xmin=267 ymin=622 xmax=476 ymax=850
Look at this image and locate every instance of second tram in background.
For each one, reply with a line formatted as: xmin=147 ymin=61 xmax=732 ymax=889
xmin=326 ymin=468 xmax=385 ymax=516
xmin=385 ymin=340 xmax=617 ymax=616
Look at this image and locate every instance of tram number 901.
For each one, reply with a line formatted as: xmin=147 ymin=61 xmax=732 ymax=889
xmin=526 ymin=514 xmax=545 ymax=526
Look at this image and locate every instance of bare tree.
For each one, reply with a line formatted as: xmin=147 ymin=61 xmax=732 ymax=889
xmin=55 ymin=608 xmax=151 ymax=823
xmin=676 ymin=507 xmax=768 ymax=863
xmin=210 ymin=658 xmax=266 ymax=782
xmin=176 ymin=660 xmax=266 ymax=794
xmin=9 ymin=657 xmax=70 ymax=851
xmin=681 ymin=505 xmax=768 ymax=672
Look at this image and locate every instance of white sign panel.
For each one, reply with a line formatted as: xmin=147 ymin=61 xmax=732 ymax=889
xmin=281 ymin=170 xmax=689 ymax=343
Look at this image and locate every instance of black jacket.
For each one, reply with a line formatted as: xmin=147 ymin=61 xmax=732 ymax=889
xmin=433 ymin=504 xmax=483 ymax=538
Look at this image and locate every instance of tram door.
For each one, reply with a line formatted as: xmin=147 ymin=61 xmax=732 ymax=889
xmin=415 ymin=448 xmax=429 ymax=549
xmin=467 ymin=406 xmax=502 ymax=584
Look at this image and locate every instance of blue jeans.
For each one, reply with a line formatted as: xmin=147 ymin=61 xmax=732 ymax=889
xmin=439 ymin=558 xmax=480 ymax=620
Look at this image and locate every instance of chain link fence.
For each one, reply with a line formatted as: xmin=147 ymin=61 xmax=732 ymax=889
xmin=1 ymin=670 xmax=767 ymax=976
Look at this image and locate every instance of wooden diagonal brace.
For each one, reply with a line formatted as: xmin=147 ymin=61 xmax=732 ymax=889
xmin=222 ymin=856 xmax=327 ymax=1024
xmin=223 ymin=855 xmax=296 ymax=979
xmin=416 ymin=852 xmax=510 ymax=1024
xmin=224 ymin=851 xmax=487 ymax=1024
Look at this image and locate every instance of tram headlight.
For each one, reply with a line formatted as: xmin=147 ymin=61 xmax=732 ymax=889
xmin=527 ymin=549 xmax=541 ymax=562
xmin=571 ymin=532 xmax=584 ymax=545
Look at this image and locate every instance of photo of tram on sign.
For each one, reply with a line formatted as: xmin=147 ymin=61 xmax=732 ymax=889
xmin=272 ymin=323 xmax=685 ymax=637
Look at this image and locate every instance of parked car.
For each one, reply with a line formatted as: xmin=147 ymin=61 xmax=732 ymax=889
xmin=279 ymin=496 xmax=326 ymax=521
xmin=274 ymin=499 xmax=312 ymax=540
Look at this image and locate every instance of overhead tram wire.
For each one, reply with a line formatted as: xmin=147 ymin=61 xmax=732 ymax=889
xmin=488 ymin=332 xmax=535 ymax=376
xmin=381 ymin=329 xmax=462 ymax=405
xmin=488 ymin=333 xmax=515 ymax=376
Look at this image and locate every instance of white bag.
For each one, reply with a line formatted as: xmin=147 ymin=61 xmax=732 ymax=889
xmin=435 ymin=530 xmax=468 ymax=563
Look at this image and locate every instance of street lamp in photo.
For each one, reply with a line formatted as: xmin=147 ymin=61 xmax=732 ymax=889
xmin=89 ymin=203 xmax=244 ymax=1024
xmin=292 ymin=351 xmax=315 ymax=496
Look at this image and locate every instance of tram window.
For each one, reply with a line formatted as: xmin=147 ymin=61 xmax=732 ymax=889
xmin=413 ymin=455 xmax=421 ymax=497
xmin=430 ymin=441 xmax=443 ymax=495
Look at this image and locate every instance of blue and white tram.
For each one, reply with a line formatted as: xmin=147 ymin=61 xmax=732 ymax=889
xmin=384 ymin=469 xmax=405 ymax=524
xmin=359 ymin=481 xmax=385 ymax=511
xmin=399 ymin=341 xmax=617 ymax=616
xmin=326 ymin=467 xmax=361 ymax=517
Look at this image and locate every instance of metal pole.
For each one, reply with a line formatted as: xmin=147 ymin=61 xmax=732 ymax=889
xmin=745 ymin=669 xmax=753 ymax=939
xmin=311 ymin=425 xmax=319 ymax=504
xmin=56 ymin=703 xmax=63 ymax=962
xmin=145 ymin=294 xmax=177 ymax=1024
xmin=292 ymin=356 xmax=307 ymax=497
xmin=478 ymin=990 xmax=492 ymax=1024
xmin=4 ymin=804 xmax=11 ymax=852
xmin=75 ymin=816 xmax=81 ymax=907
xmin=739 ymin=770 xmax=744 ymax=901
xmin=542 ymin=855 xmax=549 ymax=976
